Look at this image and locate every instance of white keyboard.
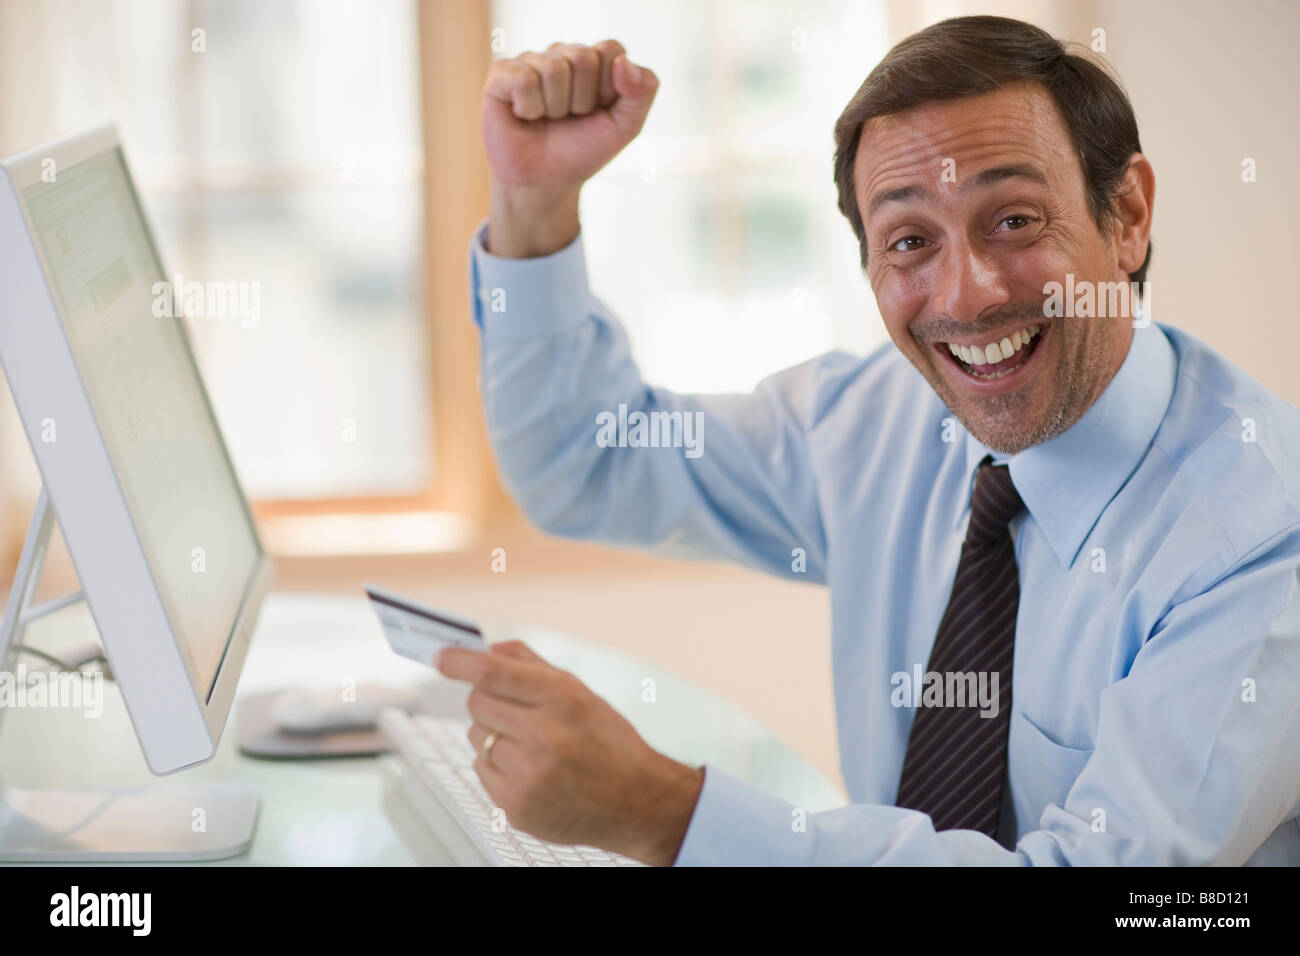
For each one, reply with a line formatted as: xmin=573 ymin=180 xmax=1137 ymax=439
xmin=378 ymin=708 xmax=645 ymax=867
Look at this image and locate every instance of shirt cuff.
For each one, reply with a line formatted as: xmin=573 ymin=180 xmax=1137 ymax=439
xmin=466 ymin=218 xmax=594 ymax=340
xmin=672 ymin=764 xmax=811 ymax=866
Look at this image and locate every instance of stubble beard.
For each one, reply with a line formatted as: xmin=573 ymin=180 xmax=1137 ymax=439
xmin=917 ymin=323 xmax=1104 ymax=455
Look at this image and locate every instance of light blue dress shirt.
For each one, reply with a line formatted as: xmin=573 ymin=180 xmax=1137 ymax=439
xmin=467 ymin=221 xmax=1300 ymax=865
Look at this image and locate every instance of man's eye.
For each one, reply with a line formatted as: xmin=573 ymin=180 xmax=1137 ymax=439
xmin=890 ymin=236 xmax=927 ymax=253
xmin=997 ymin=215 xmax=1033 ymax=231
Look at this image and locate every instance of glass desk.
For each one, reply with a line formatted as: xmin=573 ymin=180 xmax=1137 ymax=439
xmin=0 ymin=593 xmax=844 ymax=865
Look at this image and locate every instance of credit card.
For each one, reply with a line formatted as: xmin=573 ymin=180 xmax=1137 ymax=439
xmin=364 ymin=583 xmax=489 ymax=664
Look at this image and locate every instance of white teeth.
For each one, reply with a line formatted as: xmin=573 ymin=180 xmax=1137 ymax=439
xmin=945 ymin=324 xmax=1043 ymax=369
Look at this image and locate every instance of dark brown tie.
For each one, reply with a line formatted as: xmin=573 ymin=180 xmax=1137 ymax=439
xmin=895 ymin=456 xmax=1024 ymax=838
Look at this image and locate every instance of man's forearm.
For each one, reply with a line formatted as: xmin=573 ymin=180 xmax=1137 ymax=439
xmin=620 ymin=756 xmax=705 ymax=867
xmin=488 ymin=181 xmax=582 ymax=259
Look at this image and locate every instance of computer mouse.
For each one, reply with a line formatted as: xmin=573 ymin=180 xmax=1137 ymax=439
xmin=273 ymin=683 xmax=423 ymax=735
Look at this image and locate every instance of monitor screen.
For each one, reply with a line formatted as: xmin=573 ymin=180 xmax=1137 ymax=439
xmin=22 ymin=148 xmax=261 ymax=700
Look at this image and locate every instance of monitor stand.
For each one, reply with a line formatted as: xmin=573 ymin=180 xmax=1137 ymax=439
xmin=0 ymin=485 xmax=260 ymax=861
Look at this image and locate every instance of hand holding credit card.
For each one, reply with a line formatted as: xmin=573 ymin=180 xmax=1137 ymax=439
xmin=364 ymin=583 xmax=489 ymax=664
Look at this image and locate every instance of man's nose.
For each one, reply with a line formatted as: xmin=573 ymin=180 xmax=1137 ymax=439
xmin=931 ymin=241 xmax=1010 ymax=323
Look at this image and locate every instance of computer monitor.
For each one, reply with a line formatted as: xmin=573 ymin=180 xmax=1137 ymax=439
xmin=0 ymin=126 xmax=270 ymax=858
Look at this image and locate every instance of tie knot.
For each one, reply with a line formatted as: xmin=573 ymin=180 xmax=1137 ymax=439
xmin=967 ymin=459 xmax=1023 ymax=545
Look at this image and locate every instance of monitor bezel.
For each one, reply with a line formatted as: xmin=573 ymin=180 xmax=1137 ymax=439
xmin=0 ymin=125 xmax=273 ymax=774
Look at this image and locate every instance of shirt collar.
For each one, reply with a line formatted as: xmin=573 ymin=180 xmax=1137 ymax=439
xmin=958 ymin=323 xmax=1177 ymax=569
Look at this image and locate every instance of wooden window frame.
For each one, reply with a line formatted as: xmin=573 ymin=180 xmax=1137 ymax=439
xmin=254 ymin=0 xmax=509 ymax=532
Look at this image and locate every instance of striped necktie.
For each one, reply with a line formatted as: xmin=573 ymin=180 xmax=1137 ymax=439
xmin=895 ymin=456 xmax=1024 ymax=839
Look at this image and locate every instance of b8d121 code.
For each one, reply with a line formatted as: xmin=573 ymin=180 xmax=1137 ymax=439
xmin=1199 ymin=893 xmax=1248 ymax=904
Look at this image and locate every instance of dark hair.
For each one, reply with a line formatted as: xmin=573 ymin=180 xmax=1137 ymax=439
xmin=833 ymin=15 xmax=1151 ymax=284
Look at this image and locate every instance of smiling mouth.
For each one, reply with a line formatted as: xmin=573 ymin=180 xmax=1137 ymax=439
xmin=937 ymin=323 xmax=1044 ymax=381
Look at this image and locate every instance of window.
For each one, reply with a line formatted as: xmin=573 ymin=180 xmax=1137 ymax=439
xmin=491 ymin=0 xmax=890 ymax=393
xmin=8 ymin=0 xmax=432 ymax=502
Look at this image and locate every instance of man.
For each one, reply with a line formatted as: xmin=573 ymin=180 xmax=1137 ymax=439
xmin=437 ymin=16 xmax=1300 ymax=865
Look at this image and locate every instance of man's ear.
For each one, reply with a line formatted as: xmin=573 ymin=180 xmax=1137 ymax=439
xmin=1112 ymin=152 xmax=1155 ymax=277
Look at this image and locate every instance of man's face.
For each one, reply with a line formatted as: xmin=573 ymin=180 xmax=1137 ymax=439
xmin=856 ymin=82 xmax=1134 ymax=454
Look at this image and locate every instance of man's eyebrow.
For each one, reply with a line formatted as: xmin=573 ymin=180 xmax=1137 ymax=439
xmin=864 ymin=163 xmax=1049 ymax=220
xmin=867 ymin=184 xmax=928 ymax=218
xmin=970 ymin=163 xmax=1050 ymax=189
